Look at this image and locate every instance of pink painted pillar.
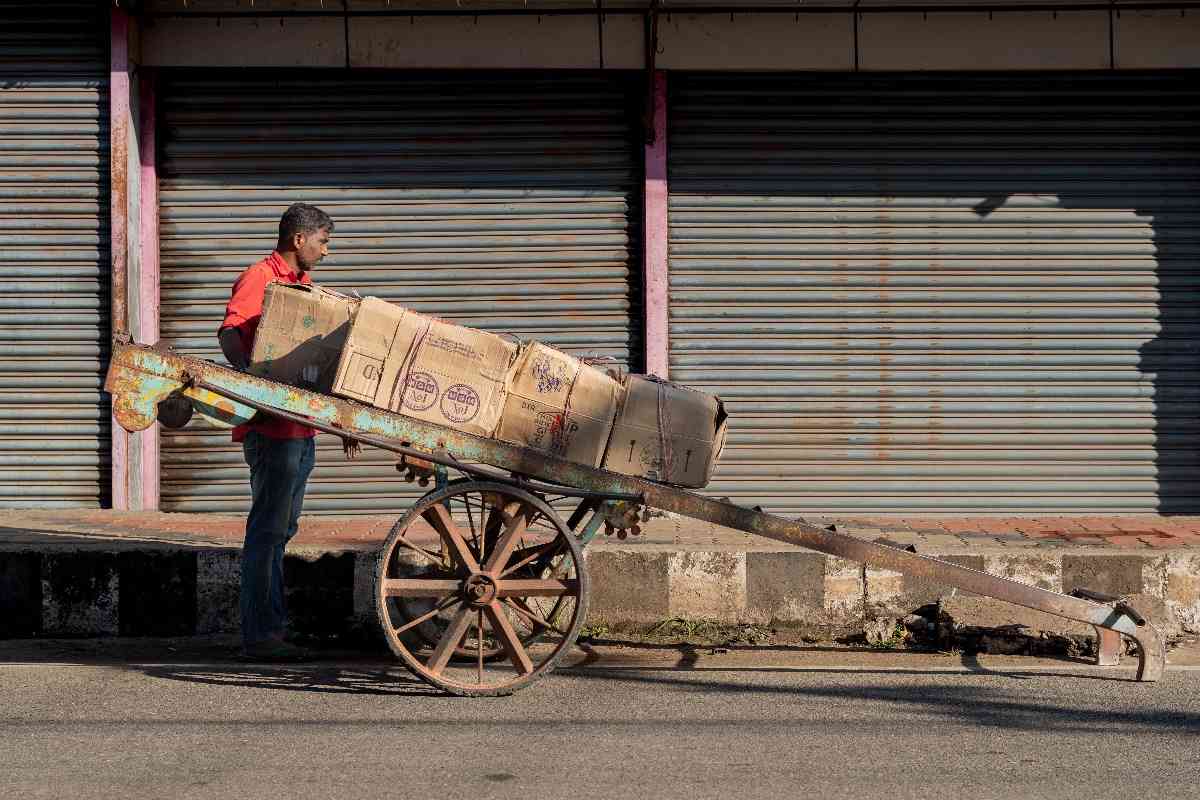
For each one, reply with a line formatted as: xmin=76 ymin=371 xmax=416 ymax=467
xmin=643 ymin=70 xmax=670 ymax=379
xmin=138 ymin=70 xmax=160 ymax=510
xmin=110 ymin=7 xmax=130 ymax=510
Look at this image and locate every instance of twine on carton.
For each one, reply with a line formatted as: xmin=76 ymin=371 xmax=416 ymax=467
xmin=387 ymin=316 xmax=433 ymax=411
xmin=655 ymin=376 xmax=674 ymax=480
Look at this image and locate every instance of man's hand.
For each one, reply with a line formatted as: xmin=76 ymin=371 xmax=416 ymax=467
xmin=217 ymin=327 xmax=250 ymax=370
xmin=342 ymin=437 xmax=361 ymax=460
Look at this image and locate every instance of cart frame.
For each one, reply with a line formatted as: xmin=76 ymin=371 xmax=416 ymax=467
xmin=105 ymin=339 xmax=1166 ymax=691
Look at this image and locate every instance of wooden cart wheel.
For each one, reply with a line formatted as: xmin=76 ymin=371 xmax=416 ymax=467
xmin=393 ymin=481 xmax=590 ymax=662
xmin=376 ymin=480 xmax=589 ymax=696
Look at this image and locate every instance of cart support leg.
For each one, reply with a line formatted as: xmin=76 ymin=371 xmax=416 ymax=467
xmin=1095 ymin=627 xmax=1122 ymax=667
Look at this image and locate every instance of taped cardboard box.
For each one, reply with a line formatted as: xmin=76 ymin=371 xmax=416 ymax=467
xmin=332 ymin=297 xmax=517 ymax=437
xmin=249 ymin=282 xmax=358 ymax=394
xmin=495 ymin=342 xmax=622 ymax=468
xmin=601 ymin=375 xmax=728 ymax=488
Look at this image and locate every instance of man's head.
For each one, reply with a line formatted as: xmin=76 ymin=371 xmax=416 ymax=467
xmin=277 ymin=203 xmax=334 ymax=273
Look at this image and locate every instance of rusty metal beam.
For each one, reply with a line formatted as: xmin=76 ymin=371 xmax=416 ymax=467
xmin=110 ymin=5 xmax=131 ymax=510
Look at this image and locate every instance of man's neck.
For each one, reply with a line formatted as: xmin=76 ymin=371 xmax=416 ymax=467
xmin=276 ymin=248 xmax=305 ymax=276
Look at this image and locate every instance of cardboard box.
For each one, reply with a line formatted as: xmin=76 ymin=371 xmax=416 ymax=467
xmin=601 ymin=375 xmax=728 ymax=488
xmin=495 ymin=342 xmax=622 ymax=468
xmin=332 ymin=297 xmax=517 ymax=437
xmin=249 ymin=282 xmax=358 ymax=394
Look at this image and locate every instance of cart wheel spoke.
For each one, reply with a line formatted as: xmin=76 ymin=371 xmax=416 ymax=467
xmin=427 ymin=604 xmax=475 ymax=676
xmin=423 ymin=503 xmax=480 ymax=573
xmin=504 ymin=597 xmax=571 ymax=639
xmin=497 ymin=578 xmax=578 ymax=597
xmin=381 ymin=578 xmax=461 ymax=598
xmin=485 ymin=601 xmax=534 ymax=675
xmin=499 ymin=540 xmax=563 ymax=579
xmin=483 ymin=505 xmax=530 ymax=573
xmin=393 ymin=597 xmax=461 ymax=636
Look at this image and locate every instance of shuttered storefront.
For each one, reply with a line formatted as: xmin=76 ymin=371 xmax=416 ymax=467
xmin=669 ymin=72 xmax=1200 ymax=514
xmin=158 ymin=72 xmax=641 ymax=514
xmin=0 ymin=2 xmax=109 ymax=508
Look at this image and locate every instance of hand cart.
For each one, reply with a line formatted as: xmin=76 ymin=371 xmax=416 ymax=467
xmin=105 ymin=338 xmax=1166 ymax=695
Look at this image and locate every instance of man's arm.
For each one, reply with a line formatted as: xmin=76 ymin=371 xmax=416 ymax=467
xmin=218 ymin=326 xmax=249 ymax=370
xmin=219 ymin=265 xmax=270 ymax=370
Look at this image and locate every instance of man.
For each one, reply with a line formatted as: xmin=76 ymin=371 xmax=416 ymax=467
xmin=218 ymin=203 xmax=358 ymax=662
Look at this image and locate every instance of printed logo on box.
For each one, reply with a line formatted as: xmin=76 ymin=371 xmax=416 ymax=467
xmin=531 ymin=356 xmax=570 ymax=395
xmin=441 ymin=384 xmax=480 ymax=423
xmin=403 ymin=372 xmax=439 ymax=412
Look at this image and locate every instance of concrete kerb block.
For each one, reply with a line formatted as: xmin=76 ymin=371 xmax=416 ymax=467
xmin=744 ymin=551 xmax=826 ymax=625
xmin=196 ymin=550 xmax=240 ymax=635
xmin=984 ymin=553 xmax=1063 ymax=593
xmin=823 ymin=557 xmax=865 ymax=621
xmin=42 ymin=552 xmax=119 ymax=636
xmin=584 ymin=550 xmax=670 ymax=626
xmin=283 ymin=552 xmax=356 ymax=639
xmin=667 ymin=551 xmax=747 ymax=621
xmin=117 ymin=551 xmax=198 ymax=637
xmin=0 ymin=552 xmax=42 ymax=638
xmin=1162 ymin=553 xmax=1200 ymax=635
xmin=1061 ymin=554 xmax=1147 ymax=598
xmin=863 ymin=565 xmax=904 ymax=615
xmin=353 ymin=551 xmax=378 ymax=621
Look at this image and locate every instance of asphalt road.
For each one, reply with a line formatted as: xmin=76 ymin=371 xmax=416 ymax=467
xmin=2 ymin=642 xmax=1198 ymax=800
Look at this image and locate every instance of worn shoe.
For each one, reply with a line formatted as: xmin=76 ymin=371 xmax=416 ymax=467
xmin=237 ymin=639 xmax=314 ymax=663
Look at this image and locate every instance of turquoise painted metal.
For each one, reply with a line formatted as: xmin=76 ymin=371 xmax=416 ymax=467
xmin=104 ymin=339 xmax=1167 ymax=682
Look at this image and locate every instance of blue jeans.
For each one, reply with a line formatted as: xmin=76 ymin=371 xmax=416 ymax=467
xmin=240 ymin=432 xmax=316 ymax=648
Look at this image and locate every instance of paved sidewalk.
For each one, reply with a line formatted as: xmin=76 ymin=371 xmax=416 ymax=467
xmin=4 ymin=508 xmax=1200 ymax=552
xmin=2 ymin=509 xmax=1198 ymax=644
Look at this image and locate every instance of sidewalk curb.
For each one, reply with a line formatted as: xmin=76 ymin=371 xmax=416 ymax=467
xmin=3 ymin=544 xmax=1198 ymax=643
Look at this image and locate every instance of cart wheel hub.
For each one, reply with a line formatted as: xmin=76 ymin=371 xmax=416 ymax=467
xmin=463 ymin=574 xmax=497 ymax=606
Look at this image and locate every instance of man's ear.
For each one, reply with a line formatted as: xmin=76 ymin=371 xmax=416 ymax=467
xmin=291 ymin=232 xmax=306 ymax=251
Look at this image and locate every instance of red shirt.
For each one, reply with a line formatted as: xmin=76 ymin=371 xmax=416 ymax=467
xmin=220 ymin=251 xmax=316 ymax=442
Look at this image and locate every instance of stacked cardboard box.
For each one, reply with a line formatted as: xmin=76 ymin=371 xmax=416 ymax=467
xmin=332 ymin=296 xmax=517 ymax=438
xmin=248 ymin=283 xmax=358 ymax=394
xmin=247 ymin=282 xmax=727 ymax=488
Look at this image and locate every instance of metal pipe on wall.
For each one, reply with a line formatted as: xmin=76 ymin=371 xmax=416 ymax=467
xmin=110 ymin=5 xmax=131 ymax=509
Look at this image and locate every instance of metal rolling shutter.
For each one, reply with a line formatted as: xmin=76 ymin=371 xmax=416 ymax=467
xmin=669 ymin=72 xmax=1200 ymax=514
xmin=158 ymin=72 xmax=640 ymax=514
xmin=0 ymin=2 xmax=109 ymax=508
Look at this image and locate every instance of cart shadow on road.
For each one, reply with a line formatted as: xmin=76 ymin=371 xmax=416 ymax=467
xmin=122 ymin=655 xmax=1200 ymax=737
xmin=137 ymin=662 xmax=442 ymax=697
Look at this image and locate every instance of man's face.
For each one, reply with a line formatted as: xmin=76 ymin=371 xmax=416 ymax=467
xmin=294 ymin=226 xmax=331 ymax=272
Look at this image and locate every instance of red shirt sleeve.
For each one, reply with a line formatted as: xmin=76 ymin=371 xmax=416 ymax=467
xmin=220 ymin=265 xmax=271 ymax=350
